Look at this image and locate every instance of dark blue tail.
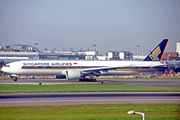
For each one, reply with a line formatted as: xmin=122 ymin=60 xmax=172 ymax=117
xmin=143 ymin=39 xmax=169 ymax=61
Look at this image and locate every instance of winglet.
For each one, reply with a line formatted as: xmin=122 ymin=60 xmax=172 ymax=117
xmin=143 ymin=39 xmax=169 ymax=61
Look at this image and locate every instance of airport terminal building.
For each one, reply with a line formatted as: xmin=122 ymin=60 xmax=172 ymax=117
xmin=0 ymin=44 xmax=134 ymax=64
xmin=0 ymin=44 xmax=86 ymax=64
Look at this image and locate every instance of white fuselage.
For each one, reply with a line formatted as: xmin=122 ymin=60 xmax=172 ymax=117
xmin=1 ymin=60 xmax=165 ymax=76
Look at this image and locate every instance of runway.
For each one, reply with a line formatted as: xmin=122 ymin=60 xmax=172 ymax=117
xmin=0 ymin=92 xmax=180 ymax=107
xmin=1 ymin=78 xmax=180 ymax=87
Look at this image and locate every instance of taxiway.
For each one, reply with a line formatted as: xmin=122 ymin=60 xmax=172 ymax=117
xmin=0 ymin=92 xmax=180 ymax=107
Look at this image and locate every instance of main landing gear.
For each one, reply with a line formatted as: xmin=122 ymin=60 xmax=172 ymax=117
xmin=14 ymin=77 xmax=18 ymax=81
xmin=79 ymin=78 xmax=97 ymax=82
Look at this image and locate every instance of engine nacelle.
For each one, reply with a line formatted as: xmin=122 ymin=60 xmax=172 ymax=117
xmin=66 ymin=70 xmax=82 ymax=80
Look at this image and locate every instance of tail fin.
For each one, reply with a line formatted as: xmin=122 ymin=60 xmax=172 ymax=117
xmin=143 ymin=39 xmax=169 ymax=61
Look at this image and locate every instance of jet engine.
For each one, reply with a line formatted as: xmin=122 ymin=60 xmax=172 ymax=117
xmin=65 ymin=70 xmax=82 ymax=80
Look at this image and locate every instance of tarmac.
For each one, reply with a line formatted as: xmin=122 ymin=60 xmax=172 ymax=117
xmin=0 ymin=78 xmax=180 ymax=107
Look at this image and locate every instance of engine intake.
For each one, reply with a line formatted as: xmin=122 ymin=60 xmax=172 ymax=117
xmin=66 ymin=70 xmax=82 ymax=80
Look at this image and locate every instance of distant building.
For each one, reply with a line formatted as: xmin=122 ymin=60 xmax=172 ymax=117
xmin=133 ymin=55 xmax=146 ymax=61
xmin=96 ymin=56 xmax=108 ymax=60
xmin=108 ymin=51 xmax=119 ymax=60
xmin=162 ymin=52 xmax=180 ymax=61
xmin=0 ymin=44 xmax=106 ymax=63
xmin=176 ymin=42 xmax=180 ymax=57
xmin=107 ymin=51 xmax=133 ymax=60
xmin=44 ymin=48 xmax=86 ymax=60
xmin=0 ymin=44 xmax=86 ymax=64
xmin=119 ymin=51 xmax=133 ymax=60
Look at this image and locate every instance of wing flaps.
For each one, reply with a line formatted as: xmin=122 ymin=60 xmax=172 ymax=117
xmin=81 ymin=64 xmax=166 ymax=73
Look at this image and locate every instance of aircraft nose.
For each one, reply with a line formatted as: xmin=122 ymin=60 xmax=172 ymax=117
xmin=0 ymin=67 xmax=3 ymax=72
xmin=0 ymin=65 xmax=5 ymax=72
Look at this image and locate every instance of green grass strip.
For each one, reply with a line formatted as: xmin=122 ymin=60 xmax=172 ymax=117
xmin=97 ymin=77 xmax=180 ymax=80
xmin=0 ymin=104 xmax=178 ymax=120
xmin=0 ymin=84 xmax=180 ymax=93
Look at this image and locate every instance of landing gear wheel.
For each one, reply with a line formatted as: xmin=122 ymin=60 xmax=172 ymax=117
xmin=89 ymin=79 xmax=97 ymax=82
xmin=79 ymin=78 xmax=85 ymax=81
xmin=14 ymin=77 xmax=18 ymax=81
xmin=93 ymin=79 xmax=97 ymax=82
xmin=79 ymin=78 xmax=97 ymax=82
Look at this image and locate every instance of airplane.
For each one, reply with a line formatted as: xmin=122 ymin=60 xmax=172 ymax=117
xmin=1 ymin=39 xmax=169 ymax=82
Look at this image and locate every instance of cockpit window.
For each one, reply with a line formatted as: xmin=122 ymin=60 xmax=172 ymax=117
xmin=5 ymin=65 xmax=10 ymax=67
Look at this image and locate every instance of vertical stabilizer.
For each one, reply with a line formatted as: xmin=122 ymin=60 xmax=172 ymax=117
xmin=143 ymin=39 xmax=169 ymax=61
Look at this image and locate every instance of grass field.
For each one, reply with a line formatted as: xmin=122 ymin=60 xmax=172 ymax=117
xmin=98 ymin=77 xmax=180 ymax=80
xmin=0 ymin=84 xmax=180 ymax=93
xmin=0 ymin=104 xmax=179 ymax=120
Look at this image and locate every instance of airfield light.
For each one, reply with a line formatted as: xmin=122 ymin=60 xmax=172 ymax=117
xmin=127 ymin=110 xmax=145 ymax=120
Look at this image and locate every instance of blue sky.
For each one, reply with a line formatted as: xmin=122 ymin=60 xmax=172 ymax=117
xmin=0 ymin=0 xmax=180 ymax=55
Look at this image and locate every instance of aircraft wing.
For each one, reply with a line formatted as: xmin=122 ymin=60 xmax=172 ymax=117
xmin=81 ymin=66 xmax=125 ymax=73
xmin=81 ymin=63 xmax=166 ymax=73
xmin=149 ymin=63 xmax=167 ymax=67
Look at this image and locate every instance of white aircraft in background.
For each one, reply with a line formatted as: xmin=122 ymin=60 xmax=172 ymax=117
xmin=1 ymin=39 xmax=169 ymax=82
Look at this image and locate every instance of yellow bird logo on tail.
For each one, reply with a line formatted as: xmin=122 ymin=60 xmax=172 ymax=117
xmin=149 ymin=46 xmax=161 ymax=61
